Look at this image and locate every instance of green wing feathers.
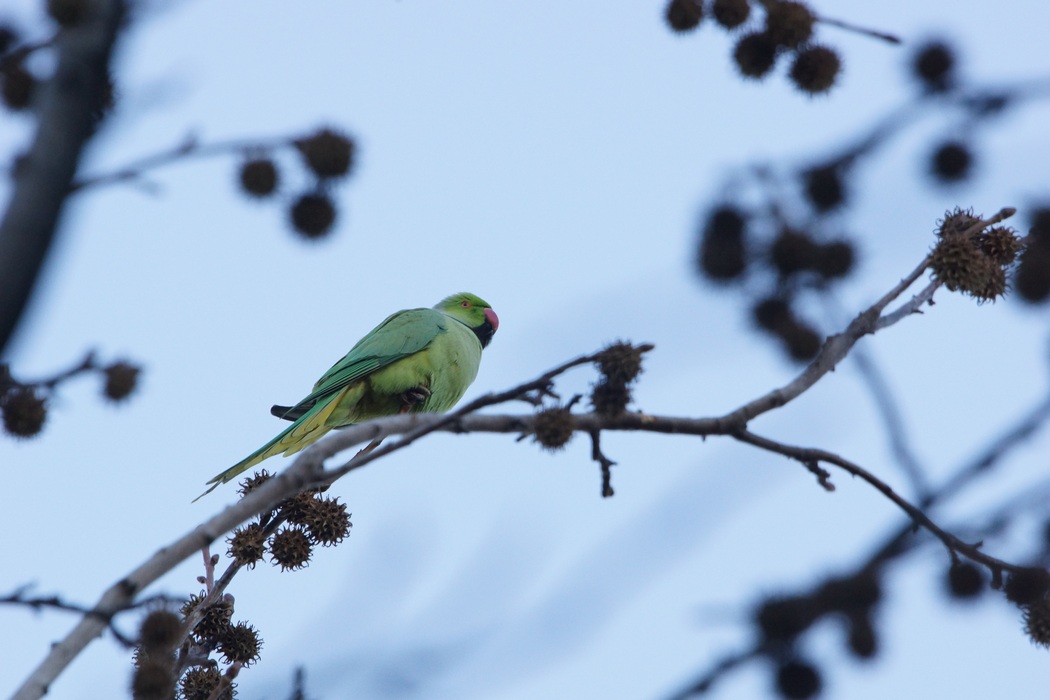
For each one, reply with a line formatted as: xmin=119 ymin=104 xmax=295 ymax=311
xmin=199 ymin=295 xmax=496 ymax=499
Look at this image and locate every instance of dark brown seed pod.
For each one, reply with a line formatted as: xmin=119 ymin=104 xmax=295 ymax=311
xmin=139 ymin=610 xmax=183 ymax=653
xmin=532 ymin=407 xmax=575 ymax=452
xmin=227 ymin=523 xmax=267 ymax=569
xmin=103 ymin=361 xmax=140 ymax=402
xmin=698 ymin=205 xmax=749 ymax=281
xmin=665 ymin=0 xmax=704 ymax=33
xmin=733 ymin=31 xmax=778 ymax=79
xmin=789 ymin=44 xmax=841 ymax=95
xmin=239 ymin=158 xmax=279 ymax=198
xmin=912 ymin=40 xmax=955 ymax=92
xmin=930 ymin=141 xmax=973 ymax=183
xmin=289 ymin=192 xmax=337 ymax=239
xmin=294 ymin=128 xmax=355 ymax=180
xmin=1024 ymin=599 xmax=1050 ymax=648
xmin=774 ymin=658 xmax=822 ymax=699
xmin=269 ymin=526 xmax=313 ymax=570
xmin=946 ymin=561 xmax=985 ymax=600
xmin=2 ymin=387 xmax=46 ymax=437
xmin=303 ymin=496 xmax=352 ymax=546
xmin=217 ymin=622 xmax=262 ymax=667
xmin=712 ymin=0 xmax=750 ymax=29
xmin=765 ymin=1 xmax=814 ymax=48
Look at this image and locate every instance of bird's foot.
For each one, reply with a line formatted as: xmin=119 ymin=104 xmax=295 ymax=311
xmin=401 ymin=386 xmax=431 ymax=407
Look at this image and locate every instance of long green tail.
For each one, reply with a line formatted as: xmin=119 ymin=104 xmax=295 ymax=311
xmin=193 ymin=401 xmax=336 ymax=501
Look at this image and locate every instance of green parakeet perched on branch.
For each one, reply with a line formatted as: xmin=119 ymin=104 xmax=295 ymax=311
xmin=198 ymin=292 xmax=498 ymax=498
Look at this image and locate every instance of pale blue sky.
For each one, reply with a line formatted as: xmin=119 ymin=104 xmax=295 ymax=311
xmin=2 ymin=1 xmax=1049 ymax=698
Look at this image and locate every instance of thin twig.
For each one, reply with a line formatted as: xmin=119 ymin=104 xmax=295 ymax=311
xmin=714 ymin=255 xmax=931 ymax=429
xmin=1 ymin=350 xmax=98 ymax=392
xmin=816 ymin=14 xmax=902 ymax=44
xmin=667 ymin=647 xmax=763 ymax=699
xmin=589 ymin=430 xmax=616 ymax=498
xmin=70 ymin=132 xmax=296 ymax=193
xmin=0 ymin=587 xmax=180 ymax=647
xmin=732 ymin=428 xmax=1028 ymax=575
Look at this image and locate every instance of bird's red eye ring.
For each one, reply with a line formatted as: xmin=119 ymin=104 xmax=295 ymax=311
xmin=461 ymin=301 xmax=471 ymax=308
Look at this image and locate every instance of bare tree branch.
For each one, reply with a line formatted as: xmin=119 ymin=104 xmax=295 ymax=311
xmin=0 ymin=587 xmax=181 ymax=647
xmin=0 ymin=0 xmax=126 ymax=356
xmin=730 ymin=428 xmax=1027 ymax=574
xmin=70 ymin=132 xmax=298 ymax=193
xmin=11 ymin=240 xmax=1027 ymax=697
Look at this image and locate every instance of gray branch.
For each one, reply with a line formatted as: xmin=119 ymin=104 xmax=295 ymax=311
xmin=0 ymin=0 xmax=125 ymax=356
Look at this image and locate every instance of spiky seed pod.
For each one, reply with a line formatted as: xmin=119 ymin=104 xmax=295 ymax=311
xmin=303 ymin=497 xmax=351 ymax=546
xmin=269 ymin=526 xmax=312 ymax=570
xmin=217 ymin=622 xmax=262 ymax=667
xmin=779 ymin=321 xmax=821 ymax=362
xmin=103 ymin=361 xmax=140 ymax=402
xmin=712 ymin=0 xmax=750 ymax=28
xmin=139 ymin=610 xmax=183 ymax=653
xmin=1024 ymin=599 xmax=1050 ymax=648
xmin=973 ymin=260 xmax=1007 ymax=303
xmin=664 ymin=0 xmax=704 ymax=33
xmin=227 ymin=523 xmax=267 ymax=569
xmin=2 ymin=386 xmax=46 ymax=437
xmin=938 ymin=207 xmax=981 ymax=238
xmin=980 ymin=226 xmax=1023 ymax=266
xmin=532 ymin=407 xmax=574 ymax=452
xmin=1004 ymin=567 xmax=1050 ymax=607
xmin=765 ymin=1 xmax=814 ymax=48
xmin=698 ymin=205 xmax=749 ymax=281
xmin=770 ymin=229 xmax=818 ymax=276
xmin=803 ymin=165 xmax=845 ymax=212
xmin=774 ymin=659 xmax=822 ymax=700
xmin=752 ymin=297 xmax=793 ymax=332
xmin=192 ymin=599 xmax=234 ymax=644
xmin=239 ymin=158 xmax=279 ymax=198
xmin=279 ymin=489 xmax=323 ymax=525
xmin=238 ymin=470 xmax=273 ymax=497
xmin=814 ymin=240 xmax=855 ymax=279
xmin=733 ymin=31 xmax=778 ymax=79
xmin=846 ymin=612 xmax=878 ymax=660
xmin=1016 ymin=243 xmax=1050 ymax=303
xmin=930 ymin=221 xmax=1010 ymax=302
xmin=180 ymin=592 xmax=205 ymax=619
xmin=591 ymin=379 xmax=631 ymax=417
xmin=929 ymin=234 xmax=984 ymax=293
xmin=178 ymin=664 xmax=230 ymax=700
xmin=1 ymin=64 xmax=35 ymax=110
xmin=131 ymin=658 xmax=175 ymax=700
xmin=789 ymin=45 xmax=841 ymax=95
xmin=755 ymin=596 xmax=815 ymax=642
xmin=294 ymin=128 xmax=355 ymax=180
xmin=946 ymin=561 xmax=985 ymax=599
xmin=289 ymin=193 xmax=337 ymax=239
xmin=912 ymin=40 xmax=955 ymax=92
xmin=47 ymin=0 xmax=88 ymax=27
xmin=931 ymin=141 xmax=973 ymax=183
xmin=597 ymin=341 xmax=645 ymax=385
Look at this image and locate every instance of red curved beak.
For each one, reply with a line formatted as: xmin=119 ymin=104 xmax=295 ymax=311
xmin=484 ymin=308 xmax=499 ymax=331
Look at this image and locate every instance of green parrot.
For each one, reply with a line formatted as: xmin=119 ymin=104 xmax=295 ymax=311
xmin=198 ymin=292 xmax=498 ymax=498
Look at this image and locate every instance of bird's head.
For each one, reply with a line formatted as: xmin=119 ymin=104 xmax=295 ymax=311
xmin=437 ymin=292 xmax=499 ymax=348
